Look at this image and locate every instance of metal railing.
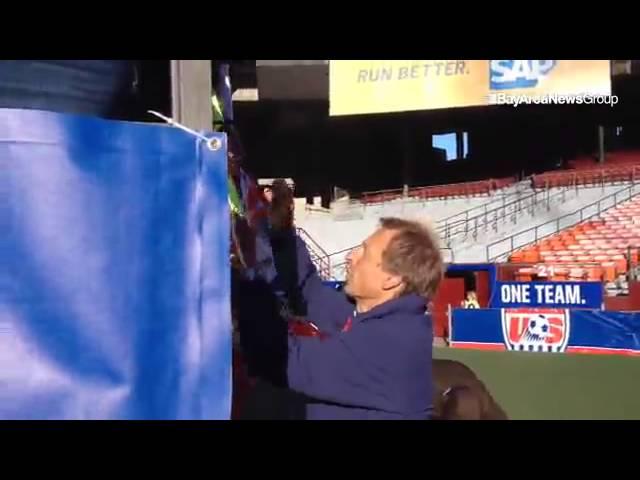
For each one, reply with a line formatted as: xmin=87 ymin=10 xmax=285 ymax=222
xmin=486 ymin=183 xmax=640 ymax=262
xmin=438 ymin=185 xmax=578 ymax=245
xmin=436 ymin=175 xmax=638 ymax=238
xmin=296 ymin=227 xmax=332 ymax=280
xmin=433 ymin=181 xmax=530 ymax=232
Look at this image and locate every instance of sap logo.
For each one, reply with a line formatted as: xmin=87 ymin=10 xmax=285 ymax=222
xmin=490 ymin=60 xmax=557 ymax=90
xmin=501 ymin=308 xmax=570 ymax=353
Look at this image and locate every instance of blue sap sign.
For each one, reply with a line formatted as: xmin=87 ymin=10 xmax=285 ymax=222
xmin=490 ymin=60 xmax=556 ymax=90
xmin=491 ymin=282 xmax=603 ymax=309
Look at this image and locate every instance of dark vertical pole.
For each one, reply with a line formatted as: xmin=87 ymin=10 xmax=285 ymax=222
xmin=456 ymin=130 xmax=464 ymax=160
xmin=402 ymin=124 xmax=412 ymax=197
xmin=598 ymin=125 xmax=606 ymax=165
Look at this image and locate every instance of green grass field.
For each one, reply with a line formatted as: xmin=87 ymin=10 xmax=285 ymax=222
xmin=434 ymin=347 xmax=640 ymax=420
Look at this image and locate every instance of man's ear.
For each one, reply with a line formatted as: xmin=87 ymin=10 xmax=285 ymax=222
xmin=381 ymin=273 xmax=403 ymax=292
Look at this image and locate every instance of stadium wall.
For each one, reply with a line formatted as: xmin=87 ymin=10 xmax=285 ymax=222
xmin=450 ymin=308 xmax=640 ymax=356
xmin=603 ymin=281 xmax=640 ymax=311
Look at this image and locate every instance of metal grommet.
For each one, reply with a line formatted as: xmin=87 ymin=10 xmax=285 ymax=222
xmin=207 ymin=137 xmax=222 ymax=151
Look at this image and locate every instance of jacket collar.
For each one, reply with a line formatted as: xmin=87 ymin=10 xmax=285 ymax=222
xmin=356 ymin=293 xmax=427 ymax=321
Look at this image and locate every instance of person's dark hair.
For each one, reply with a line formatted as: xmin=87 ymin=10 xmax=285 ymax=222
xmin=379 ymin=217 xmax=444 ymax=299
xmin=269 ymin=180 xmax=294 ymax=231
xmin=431 ymin=359 xmax=509 ymax=420
xmin=271 ymin=178 xmax=290 ymax=191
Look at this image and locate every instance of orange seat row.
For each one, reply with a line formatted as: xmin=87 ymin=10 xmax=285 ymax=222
xmin=509 ymin=197 xmax=640 ymax=282
xmin=515 ymin=263 xmax=618 ymax=282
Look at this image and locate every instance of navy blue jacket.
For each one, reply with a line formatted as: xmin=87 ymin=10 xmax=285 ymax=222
xmin=286 ymin=237 xmax=434 ymax=420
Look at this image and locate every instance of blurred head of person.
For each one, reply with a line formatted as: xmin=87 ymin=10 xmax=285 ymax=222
xmin=268 ymin=179 xmax=294 ymax=232
xmin=262 ymin=186 xmax=274 ymax=204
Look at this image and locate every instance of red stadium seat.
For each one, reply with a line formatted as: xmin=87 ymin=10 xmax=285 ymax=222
xmin=586 ymin=267 xmax=604 ymax=281
xmin=601 ymin=262 xmax=617 ymax=282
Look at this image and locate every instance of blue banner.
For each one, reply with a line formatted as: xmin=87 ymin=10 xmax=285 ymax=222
xmin=450 ymin=308 xmax=640 ymax=356
xmin=491 ymin=281 xmax=603 ymax=309
xmin=1 ymin=109 xmax=231 ymax=419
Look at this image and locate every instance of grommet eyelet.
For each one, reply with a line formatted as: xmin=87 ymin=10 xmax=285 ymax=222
xmin=207 ymin=138 xmax=222 ymax=151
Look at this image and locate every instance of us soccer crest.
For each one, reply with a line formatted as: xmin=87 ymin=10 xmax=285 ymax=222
xmin=501 ymin=308 xmax=570 ymax=353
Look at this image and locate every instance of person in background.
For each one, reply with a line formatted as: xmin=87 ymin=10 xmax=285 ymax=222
xmin=262 ymin=185 xmax=274 ymax=204
xmin=267 ymin=180 xmax=305 ymax=314
xmin=233 ymin=179 xmax=307 ymax=419
xmin=462 ymin=291 xmax=480 ymax=309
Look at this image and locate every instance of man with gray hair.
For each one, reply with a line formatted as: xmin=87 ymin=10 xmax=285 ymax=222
xmin=241 ymin=216 xmax=444 ymax=419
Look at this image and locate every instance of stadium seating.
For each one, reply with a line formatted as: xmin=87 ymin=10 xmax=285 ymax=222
xmin=300 ymin=153 xmax=640 ymax=277
xmin=361 ymin=177 xmax=517 ymax=204
xmin=362 ymin=152 xmax=640 ymax=204
xmin=567 ymin=151 xmax=640 ymax=170
xmin=531 ymin=165 xmax=640 ymax=189
xmin=509 ymin=197 xmax=640 ymax=283
xmin=532 ymin=151 xmax=640 ymax=189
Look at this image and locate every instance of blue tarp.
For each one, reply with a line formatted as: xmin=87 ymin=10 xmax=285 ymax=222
xmin=1 ymin=109 xmax=231 ymax=419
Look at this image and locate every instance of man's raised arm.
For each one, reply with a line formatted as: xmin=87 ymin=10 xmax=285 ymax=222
xmin=294 ymin=236 xmax=353 ymax=333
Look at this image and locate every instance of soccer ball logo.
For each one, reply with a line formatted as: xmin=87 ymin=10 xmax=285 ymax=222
xmin=526 ymin=314 xmax=552 ymax=341
xmin=502 ymin=308 xmax=570 ymax=353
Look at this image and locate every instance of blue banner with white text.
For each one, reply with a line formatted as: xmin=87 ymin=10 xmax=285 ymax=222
xmin=450 ymin=308 xmax=639 ymax=356
xmin=1 ymin=109 xmax=231 ymax=419
xmin=491 ymin=281 xmax=603 ymax=310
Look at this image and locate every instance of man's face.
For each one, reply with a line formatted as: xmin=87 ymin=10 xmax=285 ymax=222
xmin=263 ymin=187 xmax=273 ymax=203
xmin=344 ymin=228 xmax=399 ymax=300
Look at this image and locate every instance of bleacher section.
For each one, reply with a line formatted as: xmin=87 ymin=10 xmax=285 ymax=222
xmin=532 ymin=151 xmax=640 ymax=189
xmin=567 ymin=151 xmax=640 ymax=170
xmin=532 ymin=165 xmax=640 ymax=189
xmin=456 ymin=185 xmax=627 ymax=264
xmin=296 ymin=180 xmax=530 ymax=278
xmin=361 ymin=177 xmax=516 ymax=205
xmin=297 ymin=153 xmax=640 ymax=280
xmin=510 ymin=196 xmax=640 ymax=288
